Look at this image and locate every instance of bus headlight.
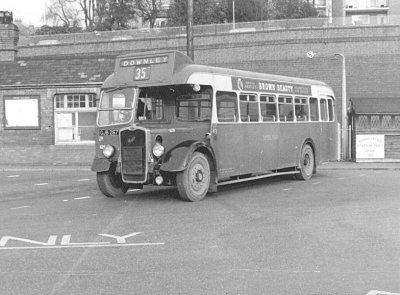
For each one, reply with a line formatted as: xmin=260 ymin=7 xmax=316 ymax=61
xmin=152 ymin=142 xmax=165 ymax=158
xmin=102 ymin=144 xmax=115 ymax=158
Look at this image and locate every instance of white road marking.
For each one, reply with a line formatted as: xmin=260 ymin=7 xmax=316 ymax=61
xmin=282 ymin=188 xmax=292 ymax=191
xmin=359 ymin=174 xmax=366 ymax=177
xmin=337 ymin=177 xmax=345 ymax=180
xmin=74 ymin=196 xmax=91 ymax=200
xmin=7 ymin=175 xmax=20 ymax=178
xmin=77 ymin=179 xmax=90 ymax=182
xmin=312 ymin=182 xmax=321 ymax=185
xmin=63 ymin=200 xmax=68 ymax=202
xmin=10 ymin=206 xmax=30 ymax=210
xmin=0 ymin=242 xmax=165 ymax=250
xmin=34 ymin=183 xmax=48 ymax=186
xmin=366 ymin=291 xmax=400 ymax=295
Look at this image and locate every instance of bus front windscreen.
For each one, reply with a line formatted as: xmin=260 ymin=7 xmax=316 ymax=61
xmin=97 ymin=88 xmax=137 ymax=126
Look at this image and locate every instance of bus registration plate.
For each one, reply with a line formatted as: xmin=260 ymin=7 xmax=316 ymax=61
xmin=133 ymin=66 xmax=151 ymax=81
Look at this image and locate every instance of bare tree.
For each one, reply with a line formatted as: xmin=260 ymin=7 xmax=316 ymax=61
xmin=78 ymin=0 xmax=96 ymax=30
xmin=135 ymin=0 xmax=164 ymax=28
xmin=46 ymin=0 xmax=82 ymax=27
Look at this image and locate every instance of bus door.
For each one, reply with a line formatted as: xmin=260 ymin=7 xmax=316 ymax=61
xmin=319 ymin=96 xmax=337 ymax=161
xmin=211 ymin=91 xmax=242 ymax=179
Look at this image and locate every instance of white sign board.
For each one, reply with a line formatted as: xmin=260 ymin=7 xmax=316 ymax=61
xmin=356 ymin=134 xmax=385 ymax=159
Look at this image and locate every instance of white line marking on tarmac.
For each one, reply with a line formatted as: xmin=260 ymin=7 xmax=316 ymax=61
xmin=312 ymin=182 xmax=321 ymax=185
xmin=359 ymin=174 xmax=366 ymax=177
xmin=74 ymin=196 xmax=91 ymax=200
xmin=7 ymin=175 xmax=20 ymax=178
xmin=77 ymin=179 xmax=89 ymax=182
xmin=34 ymin=183 xmax=48 ymax=186
xmin=337 ymin=177 xmax=345 ymax=180
xmin=282 ymin=188 xmax=292 ymax=191
xmin=366 ymin=290 xmax=400 ymax=295
xmin=0 ymin=242 xmax=165 ymax=250
xmin=11 ymin=206 xmax=30 ymax=210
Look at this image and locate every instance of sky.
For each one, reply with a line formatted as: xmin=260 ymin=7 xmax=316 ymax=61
xmin=0 ymin=0 xmax=48 ymax=27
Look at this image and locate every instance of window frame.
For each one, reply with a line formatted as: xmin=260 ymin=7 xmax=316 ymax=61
xmin=278 ymin=95 xmax=294 ymax=122
xmin=239 ymin=93 xmax=259 ymax=122
xmin=54 ymin=93 xmax=98 ymax=144
xmin=216 ymin=91 xmax=238 ymax=123
xmin=3 ymin=95 xmax=41 ymax=130
xmin=260 ymin=94 xmax=278 ymax=122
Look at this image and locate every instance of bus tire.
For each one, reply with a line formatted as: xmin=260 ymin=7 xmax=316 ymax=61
xmin=296 ymin=144 xmax=315 ymax=181
xmin=96 ymin=164 xmax=129 ymax=198
xmin=176 ymin=152 xmax=210 ymax=202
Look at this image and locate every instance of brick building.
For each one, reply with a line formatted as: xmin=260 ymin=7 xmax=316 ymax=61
xmin=1 ymin=12 xmax=400 ymax=164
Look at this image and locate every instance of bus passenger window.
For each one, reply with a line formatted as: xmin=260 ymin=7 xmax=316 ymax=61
xmin=294 ymin=97 xmax=309 ymax=121
xmin=278 ymin=96 xmax=294 ymax=122
xmin=239 ymin=94 xmax=258 ymax=122
xmin=176 ymin=92 xmax=211 ymax=122
xmin=216 ymin=91 xmax=238 ymax=122
xmin=260 ymin=95 xmax=277 ymax=122
xmin=309 ymin=97 xmax=319 ymax=121
xmin=328 ymin=98 xmax=334 ymax=121
xmin=320 ymin=99 xmax=328 ymax=121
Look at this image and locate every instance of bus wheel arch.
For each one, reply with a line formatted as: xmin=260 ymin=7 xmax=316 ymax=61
xmin=296 ymin=140 xmax=316 ymax=180
xmin=96 ymin=162 xmax=129 ymax=197
xmin=176 ymin=152 xmax=211 ymax=202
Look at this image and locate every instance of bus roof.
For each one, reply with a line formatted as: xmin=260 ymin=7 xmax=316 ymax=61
xmin=103 ymin=50 xmax=332 ymax=96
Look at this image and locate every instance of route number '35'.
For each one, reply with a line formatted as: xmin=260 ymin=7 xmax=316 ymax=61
xmin=134 ymin=66 xmax=151 ymax=81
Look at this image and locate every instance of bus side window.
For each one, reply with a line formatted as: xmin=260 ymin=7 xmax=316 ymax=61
xmin=294 ymin=97 xmax=309 ymax=121
xmin=216 ymin=91 xmax=238 ymax=122
xmin=239 ymin=94 xmax=258 ymax=122
xmin=309 ymin=97 xmax=319 ymax=121
xmin=260 ymin=95 xmax=277 ymax=122
xmin=320 ymin=98 xmax=328 ymax=121
xmin=278 ymin=96 xmax=294 ymax=122
xmin=328 ymin=98 xmax=334 ymax=121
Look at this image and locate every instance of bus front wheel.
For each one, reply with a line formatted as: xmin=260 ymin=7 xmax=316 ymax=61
xmin=97 ymin=164 xmax=129 ymax=198
xmin=176 ymin=152 xmax=210 ymax=202
xmin=296 ymin=144 xmax=315 ymax=180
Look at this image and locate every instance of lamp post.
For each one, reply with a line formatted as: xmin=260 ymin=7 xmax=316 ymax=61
xmin=335 ymin=53 xmax=348 ymax=160
xmin=232 ymin=0 xmax=236 ymax=30
xmin=187 ymin=0 xmax=194 ymax=61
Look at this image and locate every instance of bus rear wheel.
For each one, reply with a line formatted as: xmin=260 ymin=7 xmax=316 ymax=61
xmin=296 ymin=144 xmax=315 ymax=180
xmin=176 ymin=152 xmax=210 ymax=202
xmin=97 ymin=163 xmax=129 ymax=198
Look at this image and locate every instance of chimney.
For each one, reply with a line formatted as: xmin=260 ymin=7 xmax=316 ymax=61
xmin=0 ymin=11 xmax=19 ymax=62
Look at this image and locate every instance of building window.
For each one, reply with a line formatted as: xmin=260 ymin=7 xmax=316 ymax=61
xmin=3 ymin=95 xmax=40 ymax=129
xmin=54 ymin=94 xmax=97 ymax=144
xmin=352 ymin=15 xmax=370 ymax=25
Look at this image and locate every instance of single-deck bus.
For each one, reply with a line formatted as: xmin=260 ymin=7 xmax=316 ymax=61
xmin=91 ymin=50 xmax=339 ymax=201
